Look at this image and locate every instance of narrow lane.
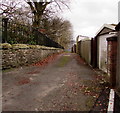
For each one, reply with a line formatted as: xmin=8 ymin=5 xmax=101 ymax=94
xmin=2 ymin=53 xmax=102 ymax=111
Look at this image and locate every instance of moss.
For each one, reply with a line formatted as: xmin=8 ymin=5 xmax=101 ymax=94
xmin=86 ymin=97 xmax=95 ymax=109
xmin=0 ymin=43 xmax=63 ymax=51
xmin=38 ymin=46 xmax=55 ymax=50
xmin=0 ymin=43 xmax=12 ymax=49
xmin=2 ymin=67 xmax=15 ymax=72
xmin=0 ymin=43 xmax=62 ymax=50
xmin=28 ymin=45 xmax=37 ymax=49
xmin=56 ymin=56 xmax=70 ymax=67
xmin=12 ymin=44 xmax=29 ymax=49
xmin=28 ymin=45 xmax=56 ymax=49
xmin=37 ymin=45 xmax=48 ymax=49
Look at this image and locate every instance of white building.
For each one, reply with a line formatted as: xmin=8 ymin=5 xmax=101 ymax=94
xmin=95 ymin=24 xmax=116 ymax=72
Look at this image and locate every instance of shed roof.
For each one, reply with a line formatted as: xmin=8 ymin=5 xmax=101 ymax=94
xmin=95 ymin=24 xmax=116 ymax=37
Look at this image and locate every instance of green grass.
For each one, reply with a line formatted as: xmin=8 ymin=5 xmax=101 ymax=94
xmin=56 ymin=56 xmax=70 ymax=67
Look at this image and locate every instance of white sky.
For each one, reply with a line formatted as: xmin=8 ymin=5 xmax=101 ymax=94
xmin=61 ymin=0 xmax=119 ymax=40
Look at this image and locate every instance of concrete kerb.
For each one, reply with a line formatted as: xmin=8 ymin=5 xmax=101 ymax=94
xmin=107 ymin=89 xmax=115 ymax=113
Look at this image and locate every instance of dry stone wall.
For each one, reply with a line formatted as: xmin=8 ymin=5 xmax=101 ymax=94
xmin=0 ymin=43 xmax=63 ymax=69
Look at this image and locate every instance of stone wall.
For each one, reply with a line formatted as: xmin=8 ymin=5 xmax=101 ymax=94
xmin=0 ymin=43 xmax=63 ymax=69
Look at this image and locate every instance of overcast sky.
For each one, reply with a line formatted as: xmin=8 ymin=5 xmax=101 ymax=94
xmin=61 ymin=0 xmax=119 ymax=40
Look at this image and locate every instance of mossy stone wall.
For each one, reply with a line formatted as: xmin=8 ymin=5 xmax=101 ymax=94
xmin=1 ymin=43 xmax=63 ymax=69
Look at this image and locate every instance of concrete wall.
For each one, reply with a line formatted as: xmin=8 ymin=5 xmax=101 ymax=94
xmin=97 ymin=34 xmax=108 ymax=73
xmin=1 ymin=43 xmax=63 ymax=69
xmin=80 ymin=40 xmax=91 ymax=64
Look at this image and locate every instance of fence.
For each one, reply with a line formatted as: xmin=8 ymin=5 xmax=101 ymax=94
xmin=1 ymin=18 xmax=64 ymax=49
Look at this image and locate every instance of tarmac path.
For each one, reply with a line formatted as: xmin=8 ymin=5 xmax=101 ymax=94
xmin=2 ymin=53 xmax=104 ymax=111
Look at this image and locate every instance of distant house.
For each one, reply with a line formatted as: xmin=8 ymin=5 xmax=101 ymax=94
xmin=94 ymin=24 xmax=116 ymax=72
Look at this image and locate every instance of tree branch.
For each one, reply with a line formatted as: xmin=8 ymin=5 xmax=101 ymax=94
xmin=54 ymin=0 xmax=62 ymax=11
xmin=27 ymin=1 xmax=35 ymax=13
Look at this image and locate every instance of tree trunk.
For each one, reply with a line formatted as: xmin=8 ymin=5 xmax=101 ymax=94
xmin=33 ymin=13 xmax=42 ymax=28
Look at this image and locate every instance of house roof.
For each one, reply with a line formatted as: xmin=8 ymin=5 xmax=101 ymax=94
xmin=95 ymin=24 xmax=116 ymax=37
xmin=77 ymin=35 xmax=90 ymax=42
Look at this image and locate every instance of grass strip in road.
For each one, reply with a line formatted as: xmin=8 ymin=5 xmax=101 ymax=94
xmin=56 ymin=56 xmax=70 ymax=67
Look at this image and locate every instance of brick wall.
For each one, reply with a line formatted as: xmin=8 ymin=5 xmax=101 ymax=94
xmin=116 ymin=31 xmax=120 ymax=92
xmin=107 ymin=36 xmax=117 ymax=87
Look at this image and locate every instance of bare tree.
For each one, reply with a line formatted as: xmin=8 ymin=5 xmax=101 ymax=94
xmin=1 ymin=1 xmax=20 ymax=18
xmin=0 ymin=0 xmax=72 ymax=48
xmin=41 ymin=17 xmax=73 ymax=49
xmin=1 ymin=0 xmax=70 ymax=26
xmin=26 ymin=0 xmax=70 ymax=28
xmin=0 ymin=0 xmax=32 ymax=25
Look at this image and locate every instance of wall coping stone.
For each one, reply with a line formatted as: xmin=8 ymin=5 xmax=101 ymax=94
xmin=0 ymin=43 xmax=62 ymax=50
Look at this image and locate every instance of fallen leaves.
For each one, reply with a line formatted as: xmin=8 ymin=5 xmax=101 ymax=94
xmin=16 ymin=77 xmax=30 ymax=85
xmin=26 ymin=71 xmax=40 ymax=74
xmin=32 ymin=53 xmax=60 ymax=67
xmin=74 ymin=55 xmax=86 ymax=65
